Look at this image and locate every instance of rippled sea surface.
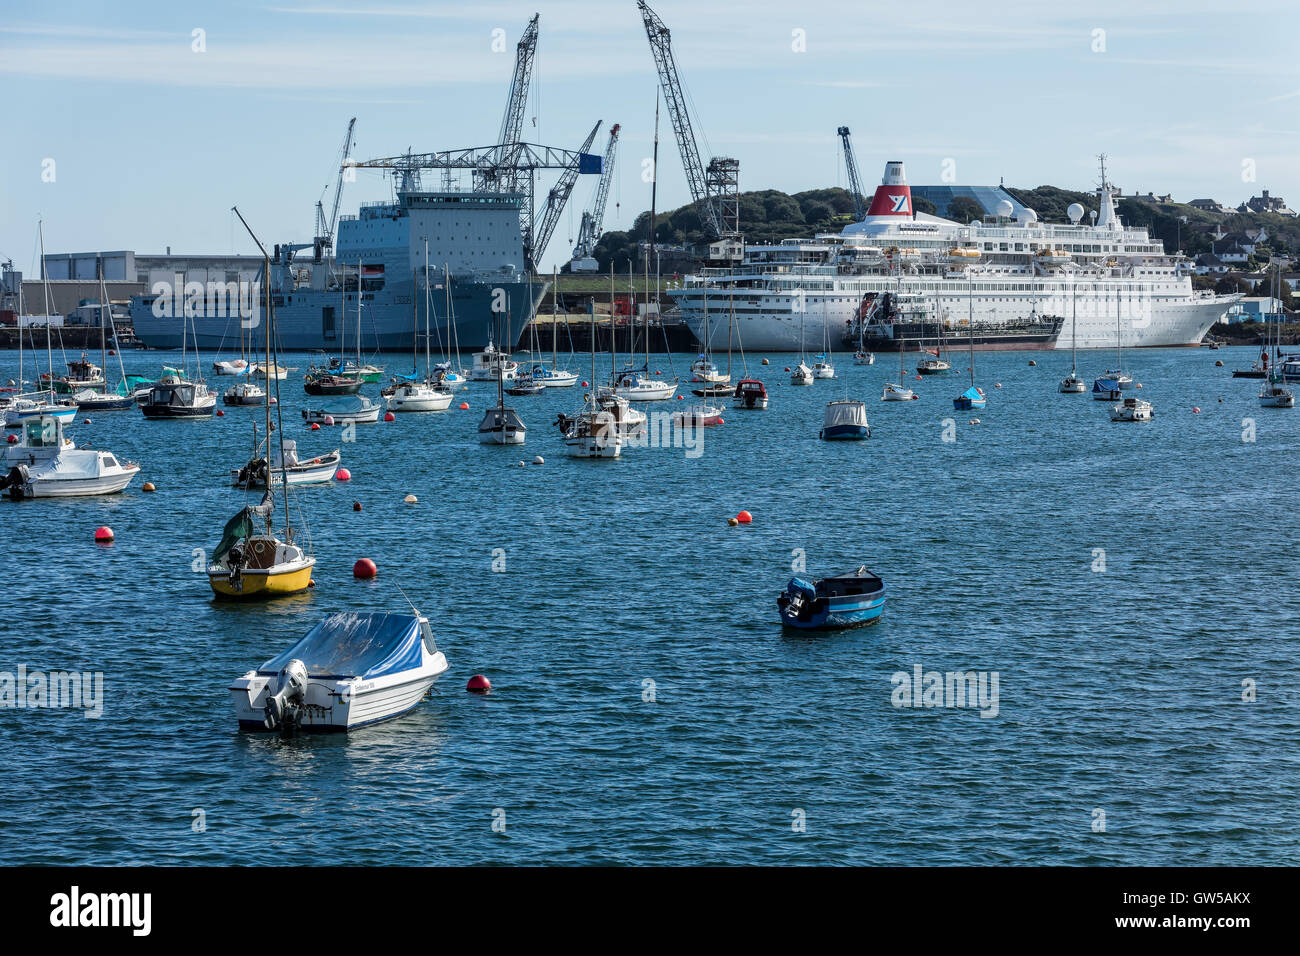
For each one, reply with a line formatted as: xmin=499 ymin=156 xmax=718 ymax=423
xmin=2 ymin=343 xmax=1298 ymax=866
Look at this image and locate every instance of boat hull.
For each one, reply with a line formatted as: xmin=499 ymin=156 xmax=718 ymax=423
xmin=820 ymin=424 xmax=870 ymax=440
xmin=779 ymin=594 xmax=886 ymax=630
xmin=208 ymin=560 xmax=315 ymax=599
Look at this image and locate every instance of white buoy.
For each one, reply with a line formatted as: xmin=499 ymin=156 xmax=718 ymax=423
xmin=532 ymin=456 xmax=544 ymax=465
xmin=403 ymin=494 xmax=418 ymax=504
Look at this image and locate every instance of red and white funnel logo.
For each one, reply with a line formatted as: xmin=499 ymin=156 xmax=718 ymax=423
xmin=865 ymin=160 xmax=912 ymax=217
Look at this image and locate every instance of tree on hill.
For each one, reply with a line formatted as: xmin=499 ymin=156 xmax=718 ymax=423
xmin=946 ymin=196 xmax=985 ymax=224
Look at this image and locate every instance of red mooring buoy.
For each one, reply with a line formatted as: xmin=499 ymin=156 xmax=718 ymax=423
xmin=467 ymin=674 xmax=491 ymax=693
xmin=353 ymin=558 xmax=377 ymax=579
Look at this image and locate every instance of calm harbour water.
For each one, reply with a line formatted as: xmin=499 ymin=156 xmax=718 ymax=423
xmin=2 ymin=343 xmax=1298 ymax=865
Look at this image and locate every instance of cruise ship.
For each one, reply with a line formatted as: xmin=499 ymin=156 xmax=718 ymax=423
xmin=669 ymin=160 xmax=1239 ymax=352
xmin=131 ymin=189 xmax=546 ymax=352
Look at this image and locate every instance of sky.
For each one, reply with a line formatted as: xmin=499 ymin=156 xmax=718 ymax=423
xmin=2 ymin=0 xmax=1298 ymax=275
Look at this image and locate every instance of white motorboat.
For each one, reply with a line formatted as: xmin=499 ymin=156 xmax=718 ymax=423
xmin=223 ymin=381 xmax=267 ymax=406
xmin=529 ymin=364 xmax=579 ymax=388
xmin=853 ymin=351 xmax=875 ymax=366
xmin=1110 ymin=397 xmax=1154 ymax=422
xmin=140 ymin=379 xmax=217 ymax=418
xmin=1 ymin=414 xmax=139 ymax=498
xmin=302 ymin=396 xmax=382 ymax=425
xmin=604 ymin=371 xmax=677 ymax=402
xmin=4 ymin=394 xmax=77 ymax=428
xmin=881 ymin=382 xmax=915 ymax=401
xmin=820 ymin=399 xmax=870 ymax=439
xmin=213 ymin=359 xmax=250 ymax=376
xmin=251 ymin=362 xmax=293 ymax=381
xmin=229 ymin=610 xmax=449 ymax=733
xmin=791 ymin=363 xmax=814 ymax=386
xmin=812 ymin=360 xmax=836 ymax=379
xmin=470 ymin=342 xmax=518 ymax=382
xmin=386 ymin=381 xmax=454 ymax=412
xmin=233 ymin=437 xmax=339 ymax=487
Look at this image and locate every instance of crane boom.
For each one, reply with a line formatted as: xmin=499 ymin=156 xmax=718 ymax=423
xmin=572 ymin=123 xmax=620 ymax=261
xmin=326 ymin=117 xmax=357 ymax=244
xmin=494 ymin=13 xmax=540 ymax=194
xmin=637 ymin=0 xmax=723 ymax=238
xmin=531 ymin=121 xmax=601 ymax=269
xmin=838 ymin=126 xmax=866 ymax=222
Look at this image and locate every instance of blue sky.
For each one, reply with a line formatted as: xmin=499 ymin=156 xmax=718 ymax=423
xmin=2 ymin=0 xmax=1298 ymax=275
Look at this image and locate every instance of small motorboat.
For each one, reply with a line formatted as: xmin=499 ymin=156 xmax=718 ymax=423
xmin=777 ymin=566 xmax=886 ymax=630
xmin=916 ymin=357 xmax=950 ymax=375
xmin=557 ymin=395 xmax=628 ymax=459
xmin=1091 ymin=377 xmax=1123 ymax=402
xmin=223 ymin=381 xmax=267 ymax=406
xmin=302 ymin=395 xmax=382 ymax=425
xmin=229 ymin=610 xmax=449 ymax=733
xmin=207 ymin=492 xmax=315 ymax=600
xmin=70 ymin=388 xmax=136 ymax=411
xmin=812 ymin=360 xmax=836 ymax=379
xmin=505 ymin=374 xmax=546 ymax=397
xmin=470 ymin=342 xmax=517 ymax=382
xmin=433 ymin=362 xmax=469 ymax=387
xmin=791 ymin=363 xmax=814 ymax=386
xmin=385 ymin=380 xmax=454 ymax=412
xmin=881 ymin=382 xmax=915 ymax=402
xmin=213 ymin=359 xmax=250 ymax=376
xmin=43 ymin=354 xmax=105 ymax=394
xmin=1 ymin=414 xmax=139 ymax=499
xmin=673 ymin=403 xmax=724 ymax=427
xmin=953 ymin=385 xmax=987 ymax=411
xmin=1110 ymin=397 xmax=1154 ymax=422
xmin=853 ymin=351 xmax=875 ymax=366
xmin=303 ymin=370 xmax=363 ymax=396
xmin=252 ymin=362 xmax=293 ymax=381
xmin=605 ymin=371 xmax=677 ymax=401
xmin=4 ymin=395 xmax=78 ymax=428
xmin=733 ymin=379 xmax=768 ymax=409
xmin=232 ymin=438 xmax=340 ymax=487
xmin=140 ymin=380 xmax=217 ymax=418
xmin=820 ymin=399 xmax=870 ymax=439
xmin=691 ymin=383 xmax=736 ymax=398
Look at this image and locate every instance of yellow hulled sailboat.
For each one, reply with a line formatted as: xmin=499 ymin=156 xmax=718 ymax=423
xmin=209 ymin=207 xmax=317 ymax=600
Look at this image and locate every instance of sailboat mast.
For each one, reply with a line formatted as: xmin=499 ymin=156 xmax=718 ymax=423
xmin=552 ymin=266 xmax=559 ymax=368
xmin=411 ymin=267 xmax=418 ymax=375
xmin=264 ymin=252 xmax=275 ymax=533
xmin=423 ymin=238 xmax=432 ymax=379
xmin=1071 ymin=274 xmax=1078 ymax=373
xmin=609 ymin=262 xmax=616 ymax=385
xmin=39 ymin=221 xmax=53 ymax=394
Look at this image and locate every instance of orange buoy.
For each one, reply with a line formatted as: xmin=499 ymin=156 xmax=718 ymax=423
xmin=93 ymin=526 xmax=114 ymax=543
xmin=467 ymin=674 xmax=491 ymax=693
xmin=727 ymin=517 xmax=739 ymax=527
xmin=383 ymin=411 xmax=395 ymax=422
xmin=736 ymin=510 xmax=753 ymax=524
xmin=5 ymin=435 xmax=17 ymax=444
xmin=352 ymin=558 xmax=377 ymax=579
xmin=142 ymin=482 xmax=156 ymax=492
xmin=716 ymin=418 xmax=725 ymax=425
xmin=1192 ymin=406 xmax=1201 ymax=413
xmin=761 ymin=358 xmax=770 ymax=365
xmin=310 ymin=422 xmax=320 ymax=430
xmin=581 ymin=381 xmax=589 ymax=387
xmin=677 ymin=394 xmax=685 ymax=400
xmin=784 ymin=367 xmax=791 ymax=372
xmin=459 ymin=402 xmax=469 ymax=410
xmin=336 ymin=468 xmax=351 ymax=481
xmin=217 ymin=409 xmax=225 ymax=416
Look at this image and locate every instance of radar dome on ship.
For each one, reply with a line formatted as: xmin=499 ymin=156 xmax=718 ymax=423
xmin=996 ymin=199 xmax=1014 ymax=218
xmin=1067 ymin=203 xmax=1085 ymax=223
xmin=1019 ymin=208 xmax=1038 ymax=223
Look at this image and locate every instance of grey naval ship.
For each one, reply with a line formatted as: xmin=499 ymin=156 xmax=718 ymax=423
xmin=131 ymin=188 xmax=546 ymax=353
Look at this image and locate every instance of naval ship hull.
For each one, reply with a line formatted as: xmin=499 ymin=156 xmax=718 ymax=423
xmin=130 ymin=279 xmax=546 ymax=352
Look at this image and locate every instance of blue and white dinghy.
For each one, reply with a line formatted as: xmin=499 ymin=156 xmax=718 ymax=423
xmin=230 ymin=610 xmax=449 ymax=733
xmin=777 ymin=566 xmax=886 ymax=630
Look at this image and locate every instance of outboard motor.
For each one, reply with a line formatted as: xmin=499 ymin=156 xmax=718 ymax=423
xmin=1 ymin=464 xmax=30 ymax=500
xmin=264 ymin=659 xmax=309 ymax=734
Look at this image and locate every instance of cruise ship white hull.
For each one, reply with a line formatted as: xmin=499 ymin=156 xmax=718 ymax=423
xmin=674 ymin=285 xmax=1234 ymax=352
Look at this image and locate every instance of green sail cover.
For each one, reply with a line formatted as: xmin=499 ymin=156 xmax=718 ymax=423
xmin=213 ymin=493 xmax=274 ymax=563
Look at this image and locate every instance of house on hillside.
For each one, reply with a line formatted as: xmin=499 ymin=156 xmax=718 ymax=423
xmin=1195 ymin=253 xmax=1230 ymax=275
xmin=1188 ymin=198 xmax=1229 ymax=214
xmin=1237 ymin=190 xmax=1297 ymax=217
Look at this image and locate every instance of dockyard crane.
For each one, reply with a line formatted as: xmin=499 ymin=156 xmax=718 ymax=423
xmin=570 ymin=123 xmax=621 ymax=265
xmin=838 ymin=126 xmax=866 ymax=222
xmin=484 ymin=13 xmax=540 ymax=196
xmin=352 ymin=140 xmax=603 ymax=269
xmin=637 ymin=1 xmax=736 ymax=242
xmin=531 ymin=121 xmax=602 ymax=269
xmin=313 ymin=117 xmax=356 ymax=260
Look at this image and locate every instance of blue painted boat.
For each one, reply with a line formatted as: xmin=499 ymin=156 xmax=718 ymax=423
xmin=820 ymin=399 xmax=870 ymax=439
xmin=953 ymin=385 xmax=986 ymax=410
xmin=777 ymin=566 xmax=886 ymax=630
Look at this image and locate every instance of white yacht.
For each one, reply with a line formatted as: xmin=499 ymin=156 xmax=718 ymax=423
xmin=1 ymin=414 xmax=139 ymax=498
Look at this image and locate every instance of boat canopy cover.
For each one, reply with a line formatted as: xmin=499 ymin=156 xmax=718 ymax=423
xmin=1093 ymin=378 xmax=1119 ymax=392
xmin=959 ymin=386 xmax=985 ymax=401
xmin=823 ymin=400 xmax=868 ymax=428
xmin=785 ymin=577 xmax=817 ymax=600
xmin=213 ymin=492 xmax=273 ymax=563
xmin=259 ymin=612 xmax=425 ymax=680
